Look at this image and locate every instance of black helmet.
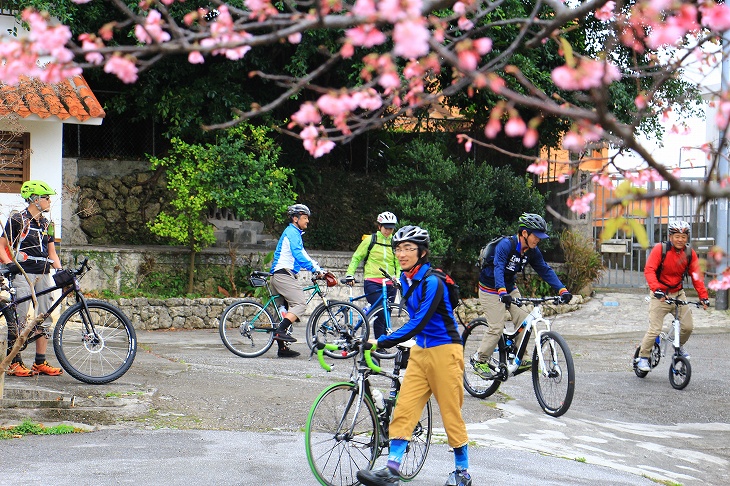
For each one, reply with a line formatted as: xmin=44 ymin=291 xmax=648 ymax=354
xmin=287 ymin=204 xmax=311 ymax=218
xmin=518 ymin=213 xmax=549 ymax=239
xmin=392 ymin=225 xmax=430 ymax=248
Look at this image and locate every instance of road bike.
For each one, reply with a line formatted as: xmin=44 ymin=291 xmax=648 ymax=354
xmin=305 ymin=338 xmax=432 ymax=486
xmin=633 ymin=296 xmax=703 ymax=390
xmin=461 ymin=296 xmax=575 ymax=417
xmin=2 ymin=257 xmax=137 ymax=385
xmin=219 ymin=271 xmax=368 ymax=358
xmin=307 ymin=268 xmax=408 ymax=360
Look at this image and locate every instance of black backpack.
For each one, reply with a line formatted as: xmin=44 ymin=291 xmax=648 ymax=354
xmin=656 ymin=241 xmax=693 ymax=284
xmin=402 ymin=268 xmax=461 ymax=309
xmin=477 ymin=235 xmax=517 ymax=268
xmin=361 ymin=233 xmax=391 ymax=265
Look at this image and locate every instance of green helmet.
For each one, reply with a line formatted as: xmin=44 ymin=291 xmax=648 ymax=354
xmin=518 ymin=213 xmax=549 ymax=239
xmin=21 ymin=180 xmax=56 ymax=200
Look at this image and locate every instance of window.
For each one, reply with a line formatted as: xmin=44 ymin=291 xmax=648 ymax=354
xmin=0 ymin=131 xmax=30 ymax=193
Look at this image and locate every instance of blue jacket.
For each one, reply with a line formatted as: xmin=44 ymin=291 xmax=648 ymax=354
xmin=479 ymin=235 xmax=566 ymax=295
xmin=377 ymin=263 xmax=462 ymax=349
xmin=270 ymin=223 xmax=321 ymax=274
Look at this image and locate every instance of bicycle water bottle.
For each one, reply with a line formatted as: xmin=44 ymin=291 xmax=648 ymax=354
xmin=279 ymin=306 xmax=287 ymax=318
xmin=371 ymin=389 xmax=385 ymax=412
xmin=362 ymin=304 xmax=371 ymax=315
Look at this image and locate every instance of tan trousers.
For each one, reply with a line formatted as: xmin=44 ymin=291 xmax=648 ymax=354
xmin=389 ymin=343 xmax=469 ymax=449
xmin=476 ymin=289 xmax=529 ymax=361
xmin=639 ymin=289 xmax=693 ymax=358
xmin=269 ymin=272 xmax=308 ymax=320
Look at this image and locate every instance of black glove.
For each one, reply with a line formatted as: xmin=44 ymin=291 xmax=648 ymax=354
xmin=560 ymin=292 xmax=572 ymax=304
xmin=4 ymin=262 xmax=19 ymax=275
xmin=344 ymin=275 xmax=355 ymax=287
xmin=500 ymin=293 xmax=512 ymax=308
xmin=701 ymin=299 xmax=710 ymax=307
xmin=653 ymin=289 xmax=666 ymax=300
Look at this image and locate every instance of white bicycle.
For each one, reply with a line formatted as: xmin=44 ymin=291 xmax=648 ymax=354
xmin=462 ymin=296 xmax=575 ymax=417
xmin=633 ymin=296 xmax=703 ymax=390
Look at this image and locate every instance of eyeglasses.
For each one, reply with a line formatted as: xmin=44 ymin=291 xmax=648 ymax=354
xmin=40 ymin=196 xmax=51 ymax=201
xmin=394 ymin=247 xmax=419 ymax=255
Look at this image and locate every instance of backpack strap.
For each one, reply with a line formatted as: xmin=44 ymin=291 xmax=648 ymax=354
xmin=656 ymin=241 xmax=693 ymax=286
xmin=362 ymin=233 xmax=377 ymax=265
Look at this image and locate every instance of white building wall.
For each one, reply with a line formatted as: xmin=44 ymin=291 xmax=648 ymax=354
xmin=0 ymin=119 xmax=64 ymax=240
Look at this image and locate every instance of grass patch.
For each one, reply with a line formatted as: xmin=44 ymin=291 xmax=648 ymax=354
xmin=105 ymin=391 xmax=145 ymax=398
xmin=640 ymin=475 xmax=683 ymax=486
xmin=0 ymin=420 xmax=83 ymax=439
xmin=575 ymin=457 xmax=586 ymax=463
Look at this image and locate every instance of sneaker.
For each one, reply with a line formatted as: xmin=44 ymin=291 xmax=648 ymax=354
xmin=636 ymin=357 xmax=651 ymax=372
xmin=273 ymin=332 xmax=297 ymax=343
xmin=6 ymin=362 xmax=38 ymax=377
xmin=445 ymin=469 xmax=472 ymax=486
xmin=31 ymin=361 xmax=63 ymax=376
xmin=517 ymin=359 xmax=532 ymax=371
xmin=277 ymin=347 xmax=300 ymax=358
xmin=678 ymin=347 xmax=691 ymax=359
xmin=356 ymin=466 xmax=400 ymax=486
xmin=470 ymin=353 xmax=495 ymax=380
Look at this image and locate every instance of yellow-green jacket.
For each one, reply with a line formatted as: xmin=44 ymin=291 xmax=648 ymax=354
xmin=346 ymin=231 xmax=401 ymax=281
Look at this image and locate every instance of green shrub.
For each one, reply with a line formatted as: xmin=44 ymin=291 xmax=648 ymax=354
xmin=559 ymin=229 xmax=604 ymax=295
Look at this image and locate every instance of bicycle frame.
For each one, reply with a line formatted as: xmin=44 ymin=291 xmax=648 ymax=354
xmin=257 ymin=278 xmax=326 ymax=322
xmin=3 ymin=272 xmax=85 ymax=348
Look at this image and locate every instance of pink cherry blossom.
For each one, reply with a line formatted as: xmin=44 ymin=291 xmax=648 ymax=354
xmin=474 ymin=38 xmax=492 ymax=55
xmin=288 ymin=33 xmax=302 ymax=44
xmin=340 ymin=42 xmax=355 ymax=58
xmin=457 ymin=50 xmax=479 ymax=71
xmin=135 ymin=10 xmax=171 ymax=45
xmin=300 ymin=124 xmax=319 ymax=141
xmin=562 ymin=131 xmax=585 ymax=152
xmin=484 ymin=118 xmax=501 ymax=138
xmin=346 ymin=26 xmax=386 ymax=48
xmin=504 ymin=116 xmax=526 ymax=137
xmin=104 ymin=55 xmax=138 ymax=83
xmin=353 ymin=0 xmax=377 ymax=17
xmin=567 ymin=192 xmax=595 ymax=215
xmin=592 ymin=173 xmax=613 ymax=189
xmin=393 ymin=20 xmax=430 ymax=59
xmin=700 ymin=3 xmax=730 ymax=31
xmin=188 ymin=51 xmax=205 ymax=64
xmin=291 ymin=103 xmax=322 ymax=126
xmin=457 ymin=17 xmax=474 ymax=31
xmin=523 ymin=128 xmax=538 ymax=148
xmin=527 ymin=159 xmax=548 ymax=175
xmin=378 ymin=0 xmax=422 ymax=23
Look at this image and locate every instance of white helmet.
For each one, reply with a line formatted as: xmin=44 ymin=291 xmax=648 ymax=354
xmin=668 ymin=221 xmax=690 ymax=236
xmin=377 ymin=211 xmax=398 ymax=227
xmin=287 ymin=204 xmax=311 ymax=218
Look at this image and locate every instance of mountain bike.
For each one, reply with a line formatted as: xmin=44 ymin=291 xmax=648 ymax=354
xmin=306 ymin=338 xmax=432 ymax=486
xmin=462 ymin=296 xmax=575 ymax=417
xmin=307 ymin=268 xmax=408 ymax=360
xmin=219 ymin=271 xmax=368 ymax=358
xmin=2 ymin=257 xmax=137 ymax=385
xmin=632 ymin=296 xmax=703 ymax=390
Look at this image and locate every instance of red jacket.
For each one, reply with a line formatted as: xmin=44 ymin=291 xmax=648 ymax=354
xmin=644 ymin=243 xmax=708 ymax=299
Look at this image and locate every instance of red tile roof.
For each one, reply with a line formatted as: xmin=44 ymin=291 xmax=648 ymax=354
xmin=0 ymin=75 xmax=105 ymax=123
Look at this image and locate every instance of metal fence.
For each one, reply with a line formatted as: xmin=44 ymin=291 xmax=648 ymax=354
xmin=593 ymin=177 xmax=715 ymax=288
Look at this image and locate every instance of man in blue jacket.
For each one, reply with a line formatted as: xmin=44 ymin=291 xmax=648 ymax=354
xmin=357 ymin=225 xmax=472 ymax=486
xmin=472 ymin=213 xmax=572 ymax=379
xmin=269 ymin=204 xmax=323 ymax=358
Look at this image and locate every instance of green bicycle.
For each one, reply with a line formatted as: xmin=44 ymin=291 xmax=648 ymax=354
xmin=219 ymin=271 xmax=369 ymax=358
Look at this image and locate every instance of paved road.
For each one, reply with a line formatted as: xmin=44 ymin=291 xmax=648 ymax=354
xmin=1 ymin=290 xmax=729 ymax=485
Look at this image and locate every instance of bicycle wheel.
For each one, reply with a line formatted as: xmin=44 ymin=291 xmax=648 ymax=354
xmin=370 ymin=302 xmax=410 ymax=360
xmin=399 ymin=398 xmax=433 ymax=480
xmin=462 ymin=318 xmax=505 ymax=399
xmin=669 ymin=355 xmax=691 ymax=390
xmin=308 ymin=302 xmax=368 ymax=359
xmin=219 ymin=300 xmax=275 ymax=358
xmin=531 ymin=330 xmax=575 ymax=417
xmin=53 ymin=300 xmax=136 ymax=385
xmin=305 ymin=303 xmax=328 ymax=351
xmin=306 ymin=383 xmax=378 ymax=486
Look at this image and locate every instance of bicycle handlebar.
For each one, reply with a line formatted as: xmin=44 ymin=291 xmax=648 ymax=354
xmin=315 ymin=340 xmax=382 ymax=374
xmin=378 ymin=268 xmax=402 ymax=289
xmin=71 ymin=257 xmax=91 ymax=276
xmin=663 ymin=297 xmax=704 ymax=308
xmin=513 ymin=296 xmax=562 ymax=306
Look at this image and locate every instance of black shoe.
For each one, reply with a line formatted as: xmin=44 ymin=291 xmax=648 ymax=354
xmin=357 ymin=466 xmax=400 ymax=486
xmin=273 ymin=332 xmax=297 ymax=343
xmin=277 ymin=348 xmax=300 ymax=358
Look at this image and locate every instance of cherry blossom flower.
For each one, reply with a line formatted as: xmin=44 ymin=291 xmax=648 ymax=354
xmin=346 ymin=26 xmax=386 ymax=48
xmin=504 ymin=116 xmax=526 ymax=137
xmin=104 ymin=55 xmax=138 ymax=83
xmin=484 ymin=117 xmax=501 ymax=138
xmin=188 ymin=51 xmax=205 ymax=64
xmin=567 ymin=192 xmax=596 ymax=215
xmin=353 ymin=0 xmax=377 ymax=17
xmin=700 ymin=3 xmax=730 ymax=31
xmin=135 ymin=10 xmax=171 ymax=45
xmin=592 ymin=173 xmax=613 ymax=189
xmin=288 ymin=33 xmax=302 ymax=44
xmin=523 ymin=128 xmax=538 ymax=148
xmin=393 ymin=20 xmax=429 ymax=59
xmin=527 ymin=159 xmax=548 ymax=175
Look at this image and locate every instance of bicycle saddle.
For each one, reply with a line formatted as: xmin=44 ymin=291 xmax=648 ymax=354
xmin=397 ymin=339 xmax=417 ymax=349
xmin=251 ymin=271 xmax=270 ymax=279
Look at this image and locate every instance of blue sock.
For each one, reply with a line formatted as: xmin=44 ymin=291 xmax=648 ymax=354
xmin=387 ymin=439 xmax=408 ymax=473
xmin=453 ymin=444 xmax=469 ymax=471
